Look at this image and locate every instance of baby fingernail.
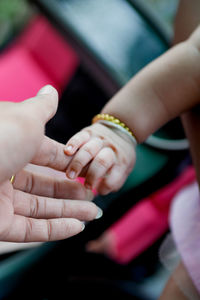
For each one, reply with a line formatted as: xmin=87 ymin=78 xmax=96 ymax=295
xmin=65 ymin=145 xmax=73 ymax=153
xmin=95 ymin=207 xmax=103 ymax=219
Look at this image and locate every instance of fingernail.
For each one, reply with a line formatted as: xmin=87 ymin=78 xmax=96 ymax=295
xmin=65 ymin=145 xmax=73 ymax=153
xmin=81 ymin=222 xmax=85 ymax=231
xmin=95 ymin=207 xmax=103 ymax=219
xmin=68 ymin=170 xmax=76 ymax=179
xmin=38 ymin=85 xmax=55 ymax=95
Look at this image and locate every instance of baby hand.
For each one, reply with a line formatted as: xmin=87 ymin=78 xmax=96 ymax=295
xmin=64 ymin=122 xmax=136 ymax=195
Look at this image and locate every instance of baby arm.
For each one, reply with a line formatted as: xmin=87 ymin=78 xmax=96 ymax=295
xmin=65 ymin=25 xmax=200 ymax=194
xmin=102 ymin=25 xmax=200 ymax=143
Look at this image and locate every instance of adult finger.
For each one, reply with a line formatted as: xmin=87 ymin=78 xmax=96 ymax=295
xmin=84 ymin=147 xmax=116 ymax=190
xmin=3 ymin=215 xmax=85 ymax=242
xmin=31 ymin=136 xmax=72 ymax=171
xmin=14 ymin=168 xmax=94 ymax=200
xmin=66 ymin=137 xmax=103 ymax=180
xmin=13 ymin=190 xmax=101 ymax=221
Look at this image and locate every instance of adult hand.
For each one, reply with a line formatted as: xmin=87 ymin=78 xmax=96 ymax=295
xmin=0 ymin=85 xmax=101 ymax=242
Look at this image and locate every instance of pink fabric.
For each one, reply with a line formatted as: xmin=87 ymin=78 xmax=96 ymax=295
xmin=0 ymin=15 xmax=78 ymax=102
xmin=0 ymin=46 xmax=54 ymax=102
xmin=109 ymin=166 xmax=196 ymax=264
xmin=18 ymin=15 xmax=79 ymax=91
xmin=170 ymin=181 xmax=200 ymax=294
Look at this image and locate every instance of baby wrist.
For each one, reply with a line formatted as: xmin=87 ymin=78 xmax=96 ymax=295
xmin=92 ymin=114 xmax=137 ymax=147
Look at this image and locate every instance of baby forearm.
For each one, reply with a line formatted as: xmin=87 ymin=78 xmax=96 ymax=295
xmin=101 ymin=26 xmax=200 ymax=143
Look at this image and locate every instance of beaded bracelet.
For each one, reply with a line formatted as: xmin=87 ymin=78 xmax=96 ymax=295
xmin=92 ymin=114 xmax=137 ymax=146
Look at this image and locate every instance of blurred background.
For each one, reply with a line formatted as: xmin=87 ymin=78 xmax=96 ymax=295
xmin=0 ymin=0 xmax=193 ymax=299
xmin=0 ymin=0 xmax=177 ymax=48
xmin=0 ymin=0 xmax=32 ymax=49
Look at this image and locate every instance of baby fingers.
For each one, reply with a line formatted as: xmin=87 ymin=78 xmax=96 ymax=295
xmin=66 ymin=137 xmax=103 ymax=180
xmin=96 ymin=165 xmax=128 ymax=195
xmin=64 ymin=131 xmax=91 ymax=155
xmin=84 ymin=147 xmax=116 ymax=190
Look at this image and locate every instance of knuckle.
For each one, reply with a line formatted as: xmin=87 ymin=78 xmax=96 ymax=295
xmin=53 ymin=180 xmax=59 ymax=198
xmin=82 ymin=145 xmax=94 ymax=158
xmin=24 ymin=218 xmax=34 ymax=242
xmin=61 ymin=200 xmax=68 ymax=217
xmin=25 ymin=173 xmax=34 ymax=193
xmin=95 ymin=156 xmax=109 ymax=169
xmin=30 ymin=196 xmax=40 ymax=217
xmin=47 ymin=220 xmax=53 ymax=241
xmin=71 ymin=159 xmax=84 ymax=171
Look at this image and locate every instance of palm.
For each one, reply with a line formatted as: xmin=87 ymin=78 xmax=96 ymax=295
xmin=0 ymin=167 xmax=98 ymax=243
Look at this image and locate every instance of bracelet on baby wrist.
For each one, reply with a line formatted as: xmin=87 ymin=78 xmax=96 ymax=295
xmin=92 ymin=114 xmax=137 ymax=146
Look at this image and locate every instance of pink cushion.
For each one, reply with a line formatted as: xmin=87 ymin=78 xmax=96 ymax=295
xmin=0 ymin=15 xmax=79 ymax=102
xmin=18 ymin=15 xmax=79 ymax=90
xmin=0 ymin=46 xmax=54 ymax=102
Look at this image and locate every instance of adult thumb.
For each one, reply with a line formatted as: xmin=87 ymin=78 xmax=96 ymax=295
xmin=25 ymin=85 xmax=59 ymax=124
